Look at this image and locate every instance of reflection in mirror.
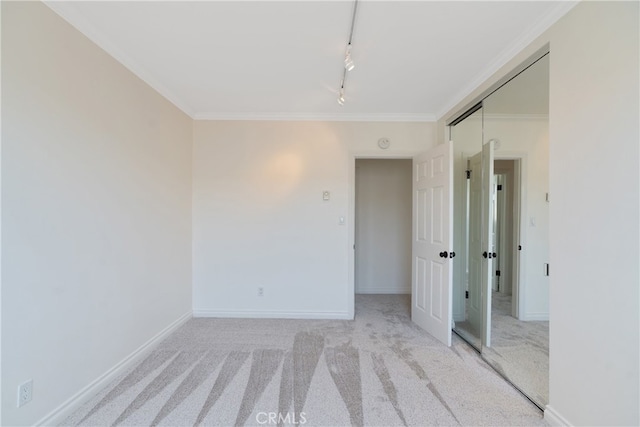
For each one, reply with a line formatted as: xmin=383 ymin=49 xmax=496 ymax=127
xmin=450 ymin=107 xmax=484 ymax=350
xmin=481 ymin=54 xmax=550 ymax=408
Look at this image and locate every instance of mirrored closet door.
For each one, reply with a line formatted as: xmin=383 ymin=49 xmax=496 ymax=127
xmin=450 ymin=106 xmax=485 ymax=351
xmin=450 ymin=53 xmax=550 ymax=409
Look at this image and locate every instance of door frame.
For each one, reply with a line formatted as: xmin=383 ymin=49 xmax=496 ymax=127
xmin=493 ymin=152 xmax=527 ymax=320
xmin=348 ymin=152 xmax=415 ymax=319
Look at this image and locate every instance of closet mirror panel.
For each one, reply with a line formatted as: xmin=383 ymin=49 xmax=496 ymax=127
xmin=481 ymin=54 xmax=550 ymax=408
xmin=450 ymin=107 xmax=484 ymax=351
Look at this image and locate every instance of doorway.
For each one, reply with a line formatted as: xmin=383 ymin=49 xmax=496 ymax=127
xmin=493 ymin=159 xmax=521 ymax=319
xmin=349 ymin=145 xmax=455 ymax=345
xmin=354 ymin=159 xmax=412 ymax=295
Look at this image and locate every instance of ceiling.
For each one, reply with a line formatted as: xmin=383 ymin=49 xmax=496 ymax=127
xmin=46 ymin=1 xmax=573 ymax=121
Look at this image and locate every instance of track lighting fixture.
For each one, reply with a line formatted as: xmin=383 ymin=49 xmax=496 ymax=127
xmin=336 ymin=0 xmax=358 ymax=106
xmin=344 ymin=44 xmax=355 ymax=71
xmin=337 ymin=84 xmax=345 ymax=106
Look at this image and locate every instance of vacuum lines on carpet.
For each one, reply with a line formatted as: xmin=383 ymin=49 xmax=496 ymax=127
xmin=63 ymin=295 xmax=546 ymax=426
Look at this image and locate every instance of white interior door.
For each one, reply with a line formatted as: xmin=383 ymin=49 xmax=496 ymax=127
xmin=412 ymin=141 xmax=453 ymax=346
xmin=481 ymin=140 xmax=495 ymax=347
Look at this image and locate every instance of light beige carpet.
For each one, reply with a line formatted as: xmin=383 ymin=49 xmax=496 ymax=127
xmin=62 ymin=295 xmax=546 ymax=426
xmin=483 ymin=291 xmax=549 ymax=407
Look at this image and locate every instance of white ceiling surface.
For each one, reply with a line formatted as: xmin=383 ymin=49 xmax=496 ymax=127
xmin=46 ymin=1 xmax=573 ymax=121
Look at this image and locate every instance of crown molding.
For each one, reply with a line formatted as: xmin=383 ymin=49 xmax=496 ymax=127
xmin=44 ymin=1 xmax=196 ymax=118
xmin=436 ymin=1 xmax=578 ymax=121
xmin=193 ymin=112 xmax=436 ymax=122
xmin=485 ymin=113 xmax=549 ymax=121
xmin=44 ymin=1 xmax=567 ymax=125
xmin=42 ymin=2 xmax=436 ymax=124
xmin=449 ymin=113 xmax=548 ymax=122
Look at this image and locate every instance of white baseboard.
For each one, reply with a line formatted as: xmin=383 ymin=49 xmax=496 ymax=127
xmin=521 ymin=312 xmax=549 ymax=321
xmin=193 ymin=309 xmax=352 ymax=320
xmin=453 ymin=313 xmax=465 ymax=322
xmin=544 ymin=405 xmax=572 ymax=426
xmin=35 ymin=311 xmax=192 ymax=427
xmin=355 ymin=288 xmax=410 ymax=294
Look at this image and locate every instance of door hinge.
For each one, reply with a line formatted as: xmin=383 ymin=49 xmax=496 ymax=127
xmin=497 ymin=184 xmax=503 ymax=191
xmin=496 ymin=270 xmax=501 ymax=277
xmin=465 ymin=291 xmax=469 ymax=299
xmin=466 ymin=170 xmax=471 ymax=179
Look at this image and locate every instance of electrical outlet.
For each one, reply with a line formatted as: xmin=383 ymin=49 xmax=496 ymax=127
xmin=17 ymin=380 xmax=33 ymax=407
xmin=257 ymin=287 xmax=264 ymax=297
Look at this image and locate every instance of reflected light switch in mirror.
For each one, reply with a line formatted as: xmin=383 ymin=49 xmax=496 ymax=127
xmin=323 ymin=191 xmax=330 ymax=201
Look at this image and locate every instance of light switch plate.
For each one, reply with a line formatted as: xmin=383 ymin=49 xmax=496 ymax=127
xmin=17 ymin=380 xmax=33 ymax=407
xmin=323 ymin=191 xmax=330 ymax=201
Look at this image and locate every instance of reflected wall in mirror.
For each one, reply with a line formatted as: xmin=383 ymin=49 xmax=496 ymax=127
xmin=482 ymin=54 xmax=550 ymax=408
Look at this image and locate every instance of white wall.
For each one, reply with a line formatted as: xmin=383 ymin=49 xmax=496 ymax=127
xmin=192 ymin=121 xmax=434 ymax=318
xmin=0 ymin=3 xmax=4 ymax=423
xmin=355 ymin=159 xmax=412 ymax=294
xmin=546 ymin=2 xmax=638 ymax=424
xmin=1 ymin=3 xmax=193 ymax=425
xmin=440 ymin=1 xmax=639 ymax=425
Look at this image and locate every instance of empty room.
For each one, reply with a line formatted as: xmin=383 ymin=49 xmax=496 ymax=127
xmin=2 ymin=1 xmax=638 ymax=426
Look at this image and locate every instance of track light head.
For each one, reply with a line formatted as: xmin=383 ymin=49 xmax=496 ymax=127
xmin=344 ymin=55 xmax=355 ymax=71
xmin=344 ymin=44 xmax=355 ymax=71
xmin=337 ymin=89 xmax=345 ymax=106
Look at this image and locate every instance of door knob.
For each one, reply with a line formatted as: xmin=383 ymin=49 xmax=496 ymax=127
xmin=439 ymin=251 xmax=448 ymax=258
xmin=449 ymin=252 xmax=456 ymax=258
xmin=492 ymin=252 xmax=497 ymax=258
xmin=483 ymin=251 xmax=488 ymax=259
